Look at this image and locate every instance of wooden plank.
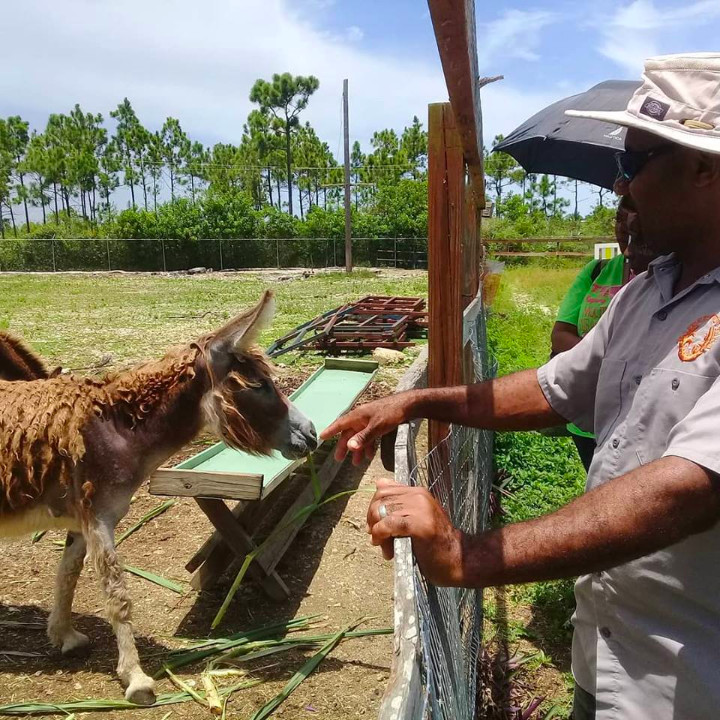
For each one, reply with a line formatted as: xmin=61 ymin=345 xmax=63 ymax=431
xmin=427 ymin=0 xmax=484 ymax=204
xmin=428 ymin=103 xmax=464 ymax=473
xmin=323 ymin=357 xmax=379 ymax=372
xmin=378 ymin=351 xmax=428 ymax=720
xmin=195 ymin=498 xmax=289 ymax=601
xmin=463 ymin=182 xmax=480 ymax=309
xmin=493 ymin=251 xmax=592 ymax=258
xmin=149 ymin=468 xmax=263 ymax=501
xmin=489 ymin=236 xmax=612 ymax=245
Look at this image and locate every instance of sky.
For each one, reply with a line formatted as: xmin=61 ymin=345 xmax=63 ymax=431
xmin=3 ymin=0 xmax=720 ymax=202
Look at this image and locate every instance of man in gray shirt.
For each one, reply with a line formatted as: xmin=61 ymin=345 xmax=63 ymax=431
xmin=323 ymin=52 xmax=720 ymax=719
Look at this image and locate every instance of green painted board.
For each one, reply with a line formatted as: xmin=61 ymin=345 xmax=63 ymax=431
xmin=172 ymin=358 xmax=377 ymax=498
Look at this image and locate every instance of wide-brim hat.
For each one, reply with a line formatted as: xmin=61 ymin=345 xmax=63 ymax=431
xmin=565 ymin=52 xmax=720 ymax=154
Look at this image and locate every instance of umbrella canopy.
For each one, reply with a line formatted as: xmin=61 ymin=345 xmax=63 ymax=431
xmin=494 ymin=80 xmax=641 ymax=189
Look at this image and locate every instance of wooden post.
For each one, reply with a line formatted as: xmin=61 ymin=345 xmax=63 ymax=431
xmin=343 ymin=79 xmax=352 ymax=273
xmin=428 ymin=102 xmax=465 ymax=465
xmin=462 ymin=183 xmax=480 ymax=309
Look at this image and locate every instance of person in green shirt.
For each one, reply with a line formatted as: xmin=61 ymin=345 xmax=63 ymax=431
xmin=551 ymin=198 xmax=656 ymax=470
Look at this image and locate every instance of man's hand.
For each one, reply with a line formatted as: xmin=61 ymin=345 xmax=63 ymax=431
xmin=320 ymin=393 xmax=413 ymax=465
xmin=367 ymin=478 xmax=465 ymax=587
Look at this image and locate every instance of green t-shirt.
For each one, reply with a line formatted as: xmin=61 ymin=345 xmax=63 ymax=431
xmin=556 ymin=254 xmax=626 ymax=438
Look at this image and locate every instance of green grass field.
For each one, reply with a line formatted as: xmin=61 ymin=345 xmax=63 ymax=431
xmin=0 ymin=270 xmax=427 ymax=370
xmin=487 ymin=262 xmax=587 ymax=717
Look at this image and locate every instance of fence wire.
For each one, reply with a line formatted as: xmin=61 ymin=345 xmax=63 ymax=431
xmin=0 ymin=236 xmax=427 ymax=272
xmin=408 ymin=306 xmax=496 ymax=720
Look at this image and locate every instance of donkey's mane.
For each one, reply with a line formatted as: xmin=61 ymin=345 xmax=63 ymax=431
xmin=0 ymin=345 xmax=201 ymax=513
xmin=0 ymin=331 xmax=49 ymax=381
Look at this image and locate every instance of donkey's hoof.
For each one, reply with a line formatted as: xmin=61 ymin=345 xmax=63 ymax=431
xmin=125 ymin=675 xmax=156 ymax=706
xmin=61 ymin=630 xmax=90 ymax=656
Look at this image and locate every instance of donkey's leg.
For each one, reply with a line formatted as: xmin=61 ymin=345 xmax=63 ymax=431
xmin=85 ymin=519 xmax=156 ymax=705
xmin=48 ymin=531 xmax=90 ymax=655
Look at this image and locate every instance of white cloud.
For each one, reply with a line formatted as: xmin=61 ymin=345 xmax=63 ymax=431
xmin=345 ymin=25 xmax=364 ymax=43
xmin=477 ymin=9 xmax=559 ymax=69
xmin=596 ymin=0 xmax=720 ymax=74
xmin=4 ymin=0 xmax=444 ymax=156
xmin=3 ymin=0 xmax=582 ymax=168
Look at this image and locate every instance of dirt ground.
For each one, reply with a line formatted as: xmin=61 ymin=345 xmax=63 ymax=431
xmin=0 ymin=374 xmax=401 ymax=719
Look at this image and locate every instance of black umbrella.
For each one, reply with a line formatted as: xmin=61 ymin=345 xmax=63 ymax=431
xmin=494 ymin=80 xmax=641 ymax=189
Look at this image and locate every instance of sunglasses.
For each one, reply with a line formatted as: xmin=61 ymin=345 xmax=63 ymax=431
xmin=615 ymin=145 xmax=675 ymax=182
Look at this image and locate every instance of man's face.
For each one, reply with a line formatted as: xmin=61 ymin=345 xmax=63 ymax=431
xmin=616 ymin=128 xmax=691 ymax=256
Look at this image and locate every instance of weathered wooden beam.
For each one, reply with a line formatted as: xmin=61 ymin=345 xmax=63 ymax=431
xmin=463 ymin=182 xmax=480 ymax=309
xmin=427 ymin=0 xmax=485 ymax=204
xmin=194 ymin=498 xmax=289 ymax=601
xmin=489 ymin=236 xmax=612 ymax=245
xmin=378 ymin=351 xmax=428 ymax=720
xmin=428 ymin=103 xmax=465 ymax=464
xmin=149 ymin=468 xmax=263 ymax=501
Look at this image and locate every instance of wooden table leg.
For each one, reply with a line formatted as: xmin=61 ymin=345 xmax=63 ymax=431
xmin=194 ymin=498 xmax=289 ymax=601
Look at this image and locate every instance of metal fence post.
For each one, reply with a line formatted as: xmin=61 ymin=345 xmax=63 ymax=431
xmin=51 ymin=238 xmax=57 ymax=272
xmin=219 ymin=238 xmax=224 ymax=270
xmin=161 ymin=237 xmax=167 ymax=272
xmin=106 ymin=238 xmax=111 ymax=271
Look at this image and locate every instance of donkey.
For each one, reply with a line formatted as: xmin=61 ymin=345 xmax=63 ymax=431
xmin=0 ymin=290 xmax=317 ymax=704
xmin=0 ymin=330 xmax=58 ymax=380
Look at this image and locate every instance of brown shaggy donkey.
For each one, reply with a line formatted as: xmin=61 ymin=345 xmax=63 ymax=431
xmin=0 ymin=291 xmax=317 ymax=704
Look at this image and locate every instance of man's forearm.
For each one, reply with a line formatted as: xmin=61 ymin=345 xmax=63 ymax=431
xmin=405 ymin=368 xmax=565 ymax=431
xmin=460 ymin=456 xmax=720 ymax=587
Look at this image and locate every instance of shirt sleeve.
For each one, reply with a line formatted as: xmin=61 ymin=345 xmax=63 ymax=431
xmin=556 ymin=260 xmax=599 ymax=325
xmin=663 ymin=376 xmax=720 ymax=476
xmin=538 ymin=288 xmax=620 ymax=433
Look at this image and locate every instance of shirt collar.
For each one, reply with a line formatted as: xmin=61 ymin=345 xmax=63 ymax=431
xmin=645 ymin=253 xmax=720 ymax=284
xmin=644 ymin=253 xmax=677 ymax=279
xmin=645 ymin=253 xmax=720 ymax=305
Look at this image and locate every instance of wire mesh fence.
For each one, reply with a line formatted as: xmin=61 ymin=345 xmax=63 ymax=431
xmin=408 ymin=306 xmax=496 ymax=720
xmin=0 ymin=237 xmax=427 ymax=272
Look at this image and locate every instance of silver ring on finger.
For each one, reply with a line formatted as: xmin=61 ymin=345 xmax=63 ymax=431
xmin=378 ymin=503 xmax=388 ymax=519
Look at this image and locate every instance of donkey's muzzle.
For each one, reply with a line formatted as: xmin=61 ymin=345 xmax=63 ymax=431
xmin=278 ymin=403 xmax=318 ymax=459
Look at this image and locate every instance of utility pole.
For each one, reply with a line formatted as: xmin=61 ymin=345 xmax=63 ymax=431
xmin=343 ymin=78 xmax=352 ymax=273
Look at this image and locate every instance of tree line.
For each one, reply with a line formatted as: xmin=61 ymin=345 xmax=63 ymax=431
xmin=0 ymin=72 xmax=431 ymax=240
xmin=0 ymin=71 xmax=614 ymax=245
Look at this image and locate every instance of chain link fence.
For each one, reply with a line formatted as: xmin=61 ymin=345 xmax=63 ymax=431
xmin=411 ymin=306 xmax=496 ymax=720
xmin=0 ymin=237 xmax=427 ymax=272
xmin=381 ymin=302 xmax=496 ymax=720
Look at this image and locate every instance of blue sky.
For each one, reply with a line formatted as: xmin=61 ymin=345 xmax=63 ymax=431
xmin=4 ymin=0 xmax=720 ymax=163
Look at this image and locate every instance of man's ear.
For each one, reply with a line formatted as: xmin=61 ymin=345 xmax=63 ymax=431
xmin=694 ymin=151 xmax=720 ymax=188
xmin=206 ymin=290 xmax=275 ymax=376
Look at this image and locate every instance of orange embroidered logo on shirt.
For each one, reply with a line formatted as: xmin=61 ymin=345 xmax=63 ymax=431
xmin=678 ymin=314 xmax=720 ymax=362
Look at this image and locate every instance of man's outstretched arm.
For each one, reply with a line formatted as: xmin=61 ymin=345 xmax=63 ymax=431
xmin=321 ymin=368 xmax=566 ymax=464
xmin=367 ymin=456 xmax=720 ymax=587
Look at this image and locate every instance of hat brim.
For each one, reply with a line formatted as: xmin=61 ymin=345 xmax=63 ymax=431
xmin=565 ymin=109 xmax=720 ymax=154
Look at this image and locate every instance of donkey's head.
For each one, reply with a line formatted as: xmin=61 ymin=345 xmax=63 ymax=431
xmin=200 ymin=290 xmax=317 ymax=460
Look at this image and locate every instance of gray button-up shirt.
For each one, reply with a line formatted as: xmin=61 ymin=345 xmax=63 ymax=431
xmin=538 ymin=254 xmax=720 ymax=720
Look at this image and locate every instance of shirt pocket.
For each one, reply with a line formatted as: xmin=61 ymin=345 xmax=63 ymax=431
xmin=594 ymin=358 xmax=627 ymax=446
xmin=637 ymin=368 xmax=717 ymax=464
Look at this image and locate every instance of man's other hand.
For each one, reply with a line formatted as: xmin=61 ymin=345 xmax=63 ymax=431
xmin=367 ymin=478 xmax=465 ymax=587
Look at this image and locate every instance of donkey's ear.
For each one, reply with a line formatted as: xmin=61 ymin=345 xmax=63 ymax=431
xmin=208 ymin=290 xmax=275 ymax=364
